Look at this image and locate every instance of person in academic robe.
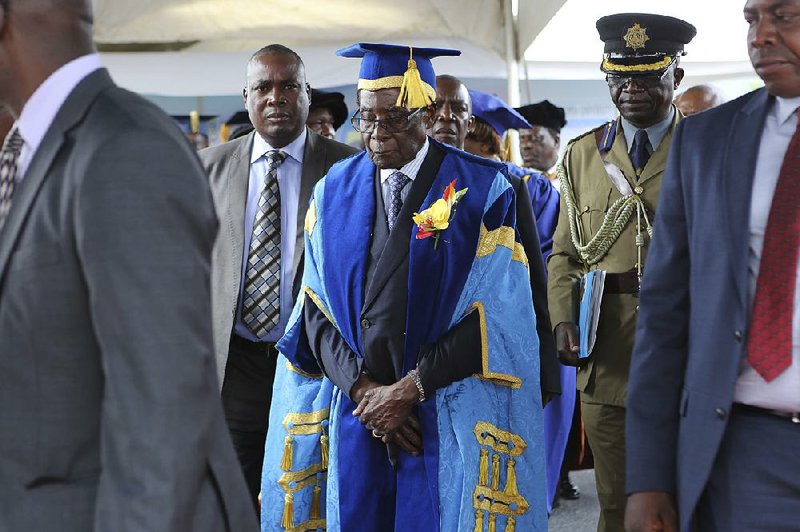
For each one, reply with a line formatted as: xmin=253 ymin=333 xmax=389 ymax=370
xmin=260 ymin=43 xmax=548 ymax=532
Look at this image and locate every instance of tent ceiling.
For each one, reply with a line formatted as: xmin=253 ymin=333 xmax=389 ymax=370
xmin=93 ymin=0 xmax=568 ymax=96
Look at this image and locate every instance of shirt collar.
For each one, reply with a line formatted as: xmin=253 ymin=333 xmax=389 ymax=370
xmin=16 ymin=53 xmax=103 ymax=156
xmin=620 ymin=105 xmax=675 ymax=152
xmin=774 ymin=95 xmax=800 ymax=127
xmin=250 ymin=127 xmax=308 ymax=164
xmin=379 ymin=137 xmax=430 ymax=183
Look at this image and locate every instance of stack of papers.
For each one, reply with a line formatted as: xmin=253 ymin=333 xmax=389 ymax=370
xmin=578 ymin=270 xmax=606 ymax=359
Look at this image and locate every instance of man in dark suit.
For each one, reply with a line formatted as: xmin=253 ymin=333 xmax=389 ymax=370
xmin=0 ymin=1 xmax=257 ymax=531
xmin=626 ymin=1 xmax=800 ymax=530
xmin=198 ymin=44 xmax=357 ymax=510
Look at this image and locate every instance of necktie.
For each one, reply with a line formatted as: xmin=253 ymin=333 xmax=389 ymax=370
xmin=242 ymin=150 xmax=287 ymax=337
xmin=0 ymin=128 xmax=24 ymax=230
xmin=747 ymin=110 xmax=800 ymax=382
xmin=387 ymin=171 xmax=410 ymax=231
xmin=630 ymin=129 xmax=651 ymax=178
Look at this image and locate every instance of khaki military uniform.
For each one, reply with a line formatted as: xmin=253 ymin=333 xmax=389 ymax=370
xmin=547 ymin=111 xmax=681 ymax=531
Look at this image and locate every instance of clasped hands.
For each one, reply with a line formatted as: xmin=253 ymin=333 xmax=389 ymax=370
xmin=351 ymin=373 xmax=422 ymax=456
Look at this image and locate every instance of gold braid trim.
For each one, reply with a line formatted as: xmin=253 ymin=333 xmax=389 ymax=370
xmin=558 ymin=150 xmax=652 ymax=266
xmin=357 ymin=76 xmax=437 ymax=101
xmin=283 ymin=409 xmax=330 ymax=435
xmin=602 ymin=55 xmax=673 ymax=73
xmin=477 ymin=224 xmax=528 ymax=268
xmin=304 ymin=199 xmax=317 ymax=236
xmin=469 ymin=302 xmax=522 ymax=389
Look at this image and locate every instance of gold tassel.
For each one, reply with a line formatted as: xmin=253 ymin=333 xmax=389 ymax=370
xmin=491 ymin=454 xmax=500 ymax=490
xmin=504 ymin=458 xmax=518 ymax=497
xmin=189 ymin=110 xmax=200 ymax=135
xmin=488 ymin=513 xmax=497 ymax=532
xmin=501 ymin=133 xmax=514 ymax=163
xmin=396 ymin=49 xmax=434 ymax=109
xmin=281 ymin=492 xmax=294 ymax=529
xmin=474 ymin=509 xmax=484 ymax=532
xmin=320 ymin=433 xmax=329 ymax=469
xmin=311 ymin=483 xmax=322 ymax=519
xmin=505 ymin=516 xmax=516 ymax=532
xmin=280 ymin=435 xmax=293 ymax=472
xmin=479 ymin=448 xmax=489 ymax=486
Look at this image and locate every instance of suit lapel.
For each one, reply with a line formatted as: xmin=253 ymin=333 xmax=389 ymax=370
xmin=226 ymin=133 xmax=253 ymax=290
xmin=724 ymin=89 xmax=770 ymax=307
xmin=296 ymin=129 xmax=324 ymax=279
xmin=0 ymin=69 xmax=113 ymax=285
xmin=363 ymin=143 xmax=445 ymax=310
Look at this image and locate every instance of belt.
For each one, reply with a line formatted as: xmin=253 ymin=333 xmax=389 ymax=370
xmin=732 ymin=403 xmax=800 ymax=424
xmin=229 ymin=334 xmax=278 ymax=357
xmin=603 ymin=269 xmax=640 ymax=295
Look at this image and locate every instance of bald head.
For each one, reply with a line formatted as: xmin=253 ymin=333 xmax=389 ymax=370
xmin=0 ymin=0 xmax=95 ymax=113
xmin=674 ymin=85 xmax=724 ymax=117
xmin=428 ymin=74 xmax=473 ymax=149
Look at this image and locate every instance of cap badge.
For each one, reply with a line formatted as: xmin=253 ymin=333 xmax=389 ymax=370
xmin=623 ymin=23 xmax=650 ymax=50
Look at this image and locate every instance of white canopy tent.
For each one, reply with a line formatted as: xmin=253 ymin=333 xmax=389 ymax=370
xmin=95 ymin=0 xmax=568 ymax=101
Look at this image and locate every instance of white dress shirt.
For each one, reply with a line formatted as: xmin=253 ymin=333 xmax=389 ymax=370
xmin=734 ymin=95 xmax=800 ymax=411
xmin=15 ymin=54 xmax=102 ymax=181
xmin=234 ymin=129 xmax=307 ymax=343
xmin=378 ymin=137 xmax=430 ymax=217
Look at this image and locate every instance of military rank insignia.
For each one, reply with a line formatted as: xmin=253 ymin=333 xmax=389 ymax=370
xmin=624 ymin=23 xmax=650 ymax=50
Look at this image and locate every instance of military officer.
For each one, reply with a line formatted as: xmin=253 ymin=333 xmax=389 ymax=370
xmin=546 ymin=13 xmax=696 ymax=532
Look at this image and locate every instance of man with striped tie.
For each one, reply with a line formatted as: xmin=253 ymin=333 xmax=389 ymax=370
xmin=198 ymin=44 xmax=357 ymax=513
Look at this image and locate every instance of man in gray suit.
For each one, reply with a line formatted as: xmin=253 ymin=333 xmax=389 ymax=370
xmin=199 ymin=44 xmax=357 ymax=510
xmin=0 ymin=1 xmax=257 ymax=531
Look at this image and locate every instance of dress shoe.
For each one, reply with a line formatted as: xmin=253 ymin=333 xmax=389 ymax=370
xmin=558 ymin=474 xmax=580 ymax=500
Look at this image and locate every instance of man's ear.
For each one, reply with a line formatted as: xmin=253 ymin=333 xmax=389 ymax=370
xmin=467 ymin=115 xmax=476 ymax=130
xmin=242 ymin=87 xmax=248 ymax=105
xmin=674 ymin=67 xmax=685 ymax=89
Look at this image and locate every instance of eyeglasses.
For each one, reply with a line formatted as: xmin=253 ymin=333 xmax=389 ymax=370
xmin=605 ymin=68 xmax=671 ymax=89
xmin=350 ymin=107 xmax=425 ymax=134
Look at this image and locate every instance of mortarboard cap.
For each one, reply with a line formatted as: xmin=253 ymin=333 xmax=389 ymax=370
xmin=171 ymin=112 xmax=215 ymax=135
xmin=468 ymin=90 xmax=531 ymax=136
xmin=596 ymin=13 xmax=696 ymax=76
xmin=310 ymin=89 xmax=349 ymax=130
xmin=336 ymin=43 xmax=460 ymax=109
xmin=515 ymin=100 xmax=567 ymax=132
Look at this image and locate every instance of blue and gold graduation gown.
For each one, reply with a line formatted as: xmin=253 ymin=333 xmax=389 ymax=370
xmin=261 ymin=142 xmax=546 ymax=532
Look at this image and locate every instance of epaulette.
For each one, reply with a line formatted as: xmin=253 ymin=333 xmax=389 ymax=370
xmin=594 ymin=120 xmax=617 ymax=153
xmin=563 ymin=121 xmax=609 ymax=152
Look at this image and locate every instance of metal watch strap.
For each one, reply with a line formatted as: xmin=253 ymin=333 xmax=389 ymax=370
xmin=407 ymin=368 xmax=426 ymax=403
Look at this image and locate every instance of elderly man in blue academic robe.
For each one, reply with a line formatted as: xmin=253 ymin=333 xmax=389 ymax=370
xmin=260 ymin=43 xmax=547 ymax=532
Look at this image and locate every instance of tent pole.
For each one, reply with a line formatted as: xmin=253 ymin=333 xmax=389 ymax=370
xmin=504 ymin=0 xmax=521 ymax=163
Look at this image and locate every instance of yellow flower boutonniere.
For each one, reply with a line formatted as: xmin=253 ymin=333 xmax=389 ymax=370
xmin=413 ymin=179 xmax=468 ymax=250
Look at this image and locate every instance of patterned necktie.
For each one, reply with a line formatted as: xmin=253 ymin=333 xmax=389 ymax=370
xmin=387 ymin=170 xmax=410 ymax=231
xmin=0 ymin=128 xmax=24 ymax=230
xmin=630 ymin=129 xmax=651 ymax=178
xmin=242 ymin=149 xmax=287 ymax=337
xmin=747 ymin=110 xmax=800 ymax=382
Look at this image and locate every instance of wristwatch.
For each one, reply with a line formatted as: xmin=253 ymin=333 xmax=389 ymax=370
xmin=406 ymin=368 xmax=426 ymax=403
